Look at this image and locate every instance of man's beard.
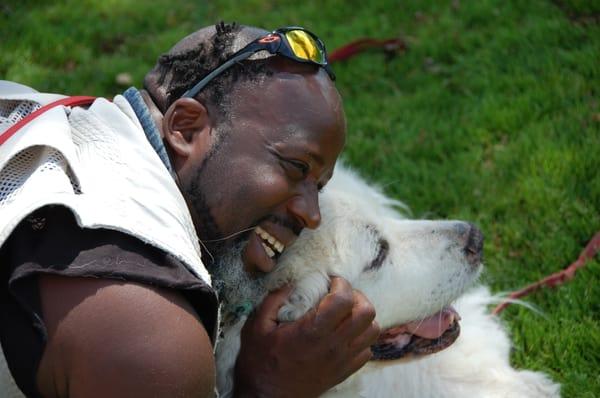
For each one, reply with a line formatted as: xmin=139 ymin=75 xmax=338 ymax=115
xmin=207 ymin=240 xmax=268 ymax=324
xmin=183 ymin=135 xmax=267 ymax=320
xmin=185 ymin=137 xmax=227 ymax=263
xmin=186 ymin=163 xmax=257 ymax=267
xmin=190 ymin=185 xmax=267 ymax=324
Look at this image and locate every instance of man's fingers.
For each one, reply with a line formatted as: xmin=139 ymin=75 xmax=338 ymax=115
xmin=348 ymin=320 xmax=380 ymax=352
xmin=335 ymin=289 xmax=378 ymax=342
xmin=250 ymin=285 xmax=293 ymax=331
xmin=313 ymin=276 xmax=354 ymax=331
xmin=342 ymin=347 xmax=374 ymax=382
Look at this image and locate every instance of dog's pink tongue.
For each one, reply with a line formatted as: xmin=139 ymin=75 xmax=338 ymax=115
xmin=381 ymin=307 xmax=460 ymax=340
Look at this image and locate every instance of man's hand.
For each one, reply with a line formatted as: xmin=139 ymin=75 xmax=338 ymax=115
xmin=234 ymin=276 xmax=380 ymax=398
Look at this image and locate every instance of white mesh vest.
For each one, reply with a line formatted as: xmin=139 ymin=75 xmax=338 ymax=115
xmin=0 ymin=81 xmax=212 ymax=397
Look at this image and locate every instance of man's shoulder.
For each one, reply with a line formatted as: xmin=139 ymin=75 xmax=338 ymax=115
xmin=37 ymin=275 xmax=216 ymax=398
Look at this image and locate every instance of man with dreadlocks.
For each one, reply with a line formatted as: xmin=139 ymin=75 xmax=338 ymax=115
xmin=0 ymin=23 xmax=379 ymax=397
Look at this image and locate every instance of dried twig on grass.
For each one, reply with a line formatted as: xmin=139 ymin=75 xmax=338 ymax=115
xmin=329 ymin=38 xmax=407 ymax=63
xmin=492 ymin=231 xmax=600 ymax=315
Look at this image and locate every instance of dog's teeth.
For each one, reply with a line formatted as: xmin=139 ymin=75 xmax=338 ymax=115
xmin=268 ymin=236 xmax=275 ymax=244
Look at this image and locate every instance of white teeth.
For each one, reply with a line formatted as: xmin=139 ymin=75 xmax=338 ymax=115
xmin=261 ymin=242 xmax=275 ymax=258
xmin=274 ymin=242 xmax=284 ymax=253
xmin=255 ymin=226 xmax=285 ymax=255
xmin=255 ymin=226 xmax=267 ymax=239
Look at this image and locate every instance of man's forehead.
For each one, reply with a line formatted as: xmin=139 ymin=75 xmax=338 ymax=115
xmin=232 ymin=68 xmax=343 ymax=125
xmin=229 ymin=71 xmax=345 ymax=160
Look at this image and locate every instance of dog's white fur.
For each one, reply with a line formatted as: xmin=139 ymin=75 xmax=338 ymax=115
xmin=216 ymin=165 xmax=560 ymax=398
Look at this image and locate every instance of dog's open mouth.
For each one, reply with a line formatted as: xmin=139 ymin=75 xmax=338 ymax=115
xmin=371 ymin=306 xmax=461 ymax=361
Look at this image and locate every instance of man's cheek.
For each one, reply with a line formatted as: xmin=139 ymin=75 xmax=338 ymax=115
xmin=256 ymin=177 xmax=293 ymax=209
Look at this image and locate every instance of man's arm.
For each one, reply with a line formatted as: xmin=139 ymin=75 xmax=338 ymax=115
xmin=234 ymin=277 xmax=380 ymax=398
xmin=36 ymin=275 xmax=215 ymax=398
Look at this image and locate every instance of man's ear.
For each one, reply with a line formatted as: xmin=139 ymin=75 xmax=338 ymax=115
xmin=162 ymin=98 xmax=213 ymax=160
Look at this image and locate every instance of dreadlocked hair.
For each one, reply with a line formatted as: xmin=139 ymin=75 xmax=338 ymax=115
xmin=156 ymin=22 xmax=271 ymax=120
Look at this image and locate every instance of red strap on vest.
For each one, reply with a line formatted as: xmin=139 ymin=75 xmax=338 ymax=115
xmin=0 ymin=96 xmax=96 ymax=146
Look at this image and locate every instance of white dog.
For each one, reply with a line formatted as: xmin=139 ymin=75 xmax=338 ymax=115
xmin=214 ymin=165 xmax=561 ymax=398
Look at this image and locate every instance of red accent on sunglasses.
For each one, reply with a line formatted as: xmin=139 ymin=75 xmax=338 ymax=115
xmin=258 ymin=35 xmax=280 ymax=44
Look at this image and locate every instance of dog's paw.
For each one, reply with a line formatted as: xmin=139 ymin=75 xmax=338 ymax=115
xmin=278 ymin=291 xmax=312 ymax=322
xmin=274 ymin=271 xmax=330 ymax=322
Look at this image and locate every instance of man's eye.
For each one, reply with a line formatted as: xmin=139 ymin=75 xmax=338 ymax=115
xmin=282 ymin=159 xmax=309 ymax=179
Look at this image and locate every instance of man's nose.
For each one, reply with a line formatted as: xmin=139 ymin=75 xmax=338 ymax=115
xmin=287 ymin=185 xmax=321 ymax=230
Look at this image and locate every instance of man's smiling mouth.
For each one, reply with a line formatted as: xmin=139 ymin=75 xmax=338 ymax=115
xmin=255 ymin=226 xmax=285 ymax=258
xmin=241 ymin=217 xmax=301 ymax=274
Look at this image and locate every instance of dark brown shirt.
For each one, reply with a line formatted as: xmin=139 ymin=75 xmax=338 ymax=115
xmin=0 ymin=205 xmax=218 ymax=397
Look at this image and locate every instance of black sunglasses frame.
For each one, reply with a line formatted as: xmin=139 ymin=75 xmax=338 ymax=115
xmin=181 ymin=27 xmax=335 ymax=99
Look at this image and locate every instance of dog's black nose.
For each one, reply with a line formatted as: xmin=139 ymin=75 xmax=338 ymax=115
xmin=462 ymin=223 xmax=484 ymax=266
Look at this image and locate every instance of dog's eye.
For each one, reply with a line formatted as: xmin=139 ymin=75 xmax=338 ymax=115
xmin=364 ymin=237 xmax=389 ymax=272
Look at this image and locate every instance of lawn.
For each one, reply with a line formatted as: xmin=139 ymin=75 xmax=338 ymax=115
xmin=1 ymin=0 xmax=599 ymax=396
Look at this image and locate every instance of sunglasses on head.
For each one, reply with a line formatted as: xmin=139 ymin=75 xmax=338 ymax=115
xmin=181 ymin=26 xmax=335 ymax=99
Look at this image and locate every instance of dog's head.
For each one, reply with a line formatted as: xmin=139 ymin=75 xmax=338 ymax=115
xmin=270 ymin=165 xmax=483 ymax=361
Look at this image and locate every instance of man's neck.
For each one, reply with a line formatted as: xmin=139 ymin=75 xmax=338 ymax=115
xmin=139 ymin=89 xmax=165 ymax=138
xmin=121 ymin=87 xmax=174 ymax=175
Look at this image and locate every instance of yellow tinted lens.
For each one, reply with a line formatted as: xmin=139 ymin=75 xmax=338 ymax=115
xmin=285 ymin=30 xmax=324 ymax=63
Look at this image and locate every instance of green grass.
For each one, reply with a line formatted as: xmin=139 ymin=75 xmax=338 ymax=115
xmin=2 ymin=0 xmax=599 ymax=396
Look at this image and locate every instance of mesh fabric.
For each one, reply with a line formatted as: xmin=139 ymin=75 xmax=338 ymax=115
xmin=0 ymin=100 xmax=42 ymax=132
